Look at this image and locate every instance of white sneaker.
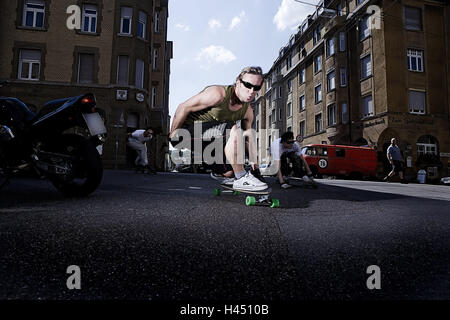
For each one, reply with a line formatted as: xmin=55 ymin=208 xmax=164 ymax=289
xmin=281 ymin=183 xmax=292 ymax=189
xmin=233 ymin=172 xmax=268 ymax=191
xmin=211 ymin=172 xmax=235 ymax=186
xmin=302 ymin=175 xmax=311 ymax=183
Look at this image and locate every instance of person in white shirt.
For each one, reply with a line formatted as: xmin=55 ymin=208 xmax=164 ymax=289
xmin=127 ymin=128 xmax=154 ymax=172
xmin=270 ymin=131 xmax=313 ymax=189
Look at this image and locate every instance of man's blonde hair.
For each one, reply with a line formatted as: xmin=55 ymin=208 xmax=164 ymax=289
xmin=235 ymin=66 xmax=263 ymax=83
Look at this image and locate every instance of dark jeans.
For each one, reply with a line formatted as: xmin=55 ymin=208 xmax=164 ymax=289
xmin=280 ymin=152 xmax=306 ymax=177
xmin=170 ymin=121 xmax=235 ymax=174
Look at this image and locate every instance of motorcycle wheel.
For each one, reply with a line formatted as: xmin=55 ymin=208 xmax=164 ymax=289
xmin=47 ymin=134 xmax=103 ymax=197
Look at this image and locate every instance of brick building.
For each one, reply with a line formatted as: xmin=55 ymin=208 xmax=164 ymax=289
xmin=253 ymin=0 xmax=449 ymax=181
xmin=0 ymin=0 xmax=172 ymax=170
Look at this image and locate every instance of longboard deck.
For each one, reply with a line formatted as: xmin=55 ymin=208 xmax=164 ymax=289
xmin=287 ymin=176 xmax=318 ymax=188
xmin=219 ymin=184 xmax=272 ymax=195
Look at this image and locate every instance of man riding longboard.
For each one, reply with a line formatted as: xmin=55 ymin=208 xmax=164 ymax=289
xmin=170 ymin=66 xmax=268 ymax=192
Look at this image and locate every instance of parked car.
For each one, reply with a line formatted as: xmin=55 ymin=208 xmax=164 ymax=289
xmin=301 ymin=144 xmax=378 ymax=179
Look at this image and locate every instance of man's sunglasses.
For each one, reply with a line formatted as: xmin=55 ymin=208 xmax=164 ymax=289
xmin=240 ymin=79 xmax=262 ymax=91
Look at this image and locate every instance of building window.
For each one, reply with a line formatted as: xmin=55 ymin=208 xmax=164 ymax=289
xmin=315 ymin=113 xmax=322 ymax=133
xmin=327 ymin=70 xmax=335 ymax=92
xmin=287 ymin=54 xmax=292 ymax=70
xmin=339 ymin=32 xmax=346 ymax=51
xmin=417 ymin=144 xmax=437 ymax=156
xmin=256 ymin=120 xmax=259 ymax=130
xmin=153 ymin=48 xmax=158 ymax=70
xmin=120 ymin=7 xmax=133 ymax=34
xmin=362 ymin=95 xmax=373 ymax=118
xmin=301 ymin=22 xmax=308 ymax=33
xmin=405 ymin=6 xmax=422 ymax=31
xmin=155 ymin=11 xmax=160 ymax=33
xmin=359 ymin=15 xmax=370 ymax=41
xmin=138 ymin=11 xmax=147 ymax=39
xmin=315 ymin=84 xmax=322 ymax=104
xmin=18 ymin=49 xmax=40 ymax=80
xmin=287 ymin=79 xmax=292 ymax=93
xmin=299 ymin=120 xmax=305 ymax=137
xmin=361 ymin=54 xmax=372 ymax=79
xmin=341 ymin=102 xmax=348 ymax=124
xmin=299 ymin=95 xmax=305 ymax=111
xmin=340 ymin=68 xmax=347 ymax=87
xmin=279 ymin=108 xmax=282 ymax=121
xmin=337 ymin=3 xmax=343 ymax=16
xmin=271 ymin=109 xmax=276 ymax=123
xmin=313 ymin=24 xmax=321 ymax=45
xmin=327 ymin=104 xmax=336 ymax=126
xmin=117 ymin=55 xmax=129 ymax=85
xmin=82 ymin=4 xmax=97 ymax=33
xmin=326 ymin=37 xmax=335 ymax=57
xmin=299 ymin=67 xmax=305 ymax=84
xmin=314 ymin=55 xmax=322 ymax=73
xmin=23 ymin=0 xmax=45 ymax=28
xmin=278 ymin=86 xmax=282 ymax=98
xmin=135 ymin=59 xmax=144 ymax=89
xmin=287 ymin=102 xmax=292 ymax=118
xmin=407 ymin=49 xmax=424 ymax=72
xmin=417 ymin=136 xmax=438 ymax=156
xmin=409 ymin=90 xmax=426 ymax=114
xmin=152 ymin=87 xmax=157 ymax=108
xmin=78 ymin=53 xmax=94 ymax=84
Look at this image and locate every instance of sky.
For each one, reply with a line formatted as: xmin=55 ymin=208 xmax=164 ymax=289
xmin=167 ymin=0 xmax=321 ymax=123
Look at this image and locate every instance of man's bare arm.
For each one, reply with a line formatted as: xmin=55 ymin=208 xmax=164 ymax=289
xmin=170 ymin=86 xmax=225 ymax=138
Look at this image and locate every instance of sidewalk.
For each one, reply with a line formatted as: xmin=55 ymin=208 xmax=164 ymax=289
xmin=317 ymin=178 xmax=450 ymax=202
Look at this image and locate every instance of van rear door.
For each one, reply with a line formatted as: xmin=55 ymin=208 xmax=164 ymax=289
xmin=334 ymin=147 xmax=349 ymax=176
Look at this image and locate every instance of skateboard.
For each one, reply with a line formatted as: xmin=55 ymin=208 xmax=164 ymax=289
xmin=286 ymin=176 xmax=318 ymax=189
xmin=214 ymin=183 xmax=280 ymax=208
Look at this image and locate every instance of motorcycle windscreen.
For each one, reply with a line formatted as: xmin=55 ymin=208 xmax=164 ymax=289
xmin=82 ymin=113 xmax=107 ymax=136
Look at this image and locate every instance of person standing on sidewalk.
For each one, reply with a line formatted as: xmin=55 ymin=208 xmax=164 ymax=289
xmin=384 ymin=138 xmax=407 ymax=183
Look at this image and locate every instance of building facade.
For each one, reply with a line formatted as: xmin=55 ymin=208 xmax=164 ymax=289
xmin=0 ymin=0 xmax=172 ymax=170
xmin=255 ymin=0 xmax=449 ymax=181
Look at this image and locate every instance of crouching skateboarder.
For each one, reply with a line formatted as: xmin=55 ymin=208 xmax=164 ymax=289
xmin=270 ymin=131 xmax=315 ymax=189
xmin=169 ymin=66 xmax=268 ymax=192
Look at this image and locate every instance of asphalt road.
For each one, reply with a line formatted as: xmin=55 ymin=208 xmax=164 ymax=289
xmin=1 ymin=170 xmax=449 ymax=302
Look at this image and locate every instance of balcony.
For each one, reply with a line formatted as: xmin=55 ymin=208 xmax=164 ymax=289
xmin=323 ymin=15 xmax=346 ymax=37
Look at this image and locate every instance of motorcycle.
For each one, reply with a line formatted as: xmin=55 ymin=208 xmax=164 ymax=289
xmin=0 ymin=81 xmax=107 ymax=197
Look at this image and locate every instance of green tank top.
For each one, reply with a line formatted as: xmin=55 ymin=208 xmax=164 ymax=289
xmin=183 ymin=85 xmax=249 ymax=126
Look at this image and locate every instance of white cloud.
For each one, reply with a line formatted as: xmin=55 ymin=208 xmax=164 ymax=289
xmin=175 ymin=23 xmax=190 ymax=31
xmin=196 ymin=45 xmax=236 ymax=69
xmin=273 ymin=0 xmax=315 ymax=31
xmin=229 ymin=11 xmax=247 ymax=31
xmin=208 ymin=19 xmax=222 ymax=30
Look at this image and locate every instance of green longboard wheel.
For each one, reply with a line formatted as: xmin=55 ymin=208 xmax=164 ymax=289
xmin=246 ymin=196 xmax=256 ymax=206
xmin=214 ymin=188 xmax=221 ymax=196
xmin=233 ymin=191 xmax=240 ymax=195
xmin=270 ymin=199 xmax=280 ymax=208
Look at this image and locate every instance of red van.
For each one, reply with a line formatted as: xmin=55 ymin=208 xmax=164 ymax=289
xmin=301 ymin=144 xmax=378 ymax=179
